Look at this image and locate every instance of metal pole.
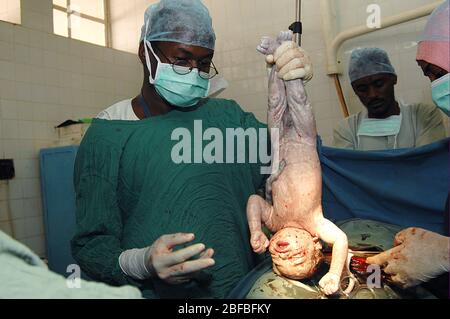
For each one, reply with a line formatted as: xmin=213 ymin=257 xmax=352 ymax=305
xmin=294 ymin=0 xmax=302 ymax=46
xmin=104 ymin=0 xmax=112 ymax=48
xmin=289 ymin=0 xmax=302 ymax=46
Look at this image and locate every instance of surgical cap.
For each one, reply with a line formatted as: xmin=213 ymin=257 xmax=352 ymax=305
xmin=417 ymin=0 xmax=450 ymax=72
xmin=139 ymin=0 xmax=216 ymax=50
xmin=348 ymin=48 xmax=397 ymax=83
xmin=419 ymin=0 xmax=449 ymax=43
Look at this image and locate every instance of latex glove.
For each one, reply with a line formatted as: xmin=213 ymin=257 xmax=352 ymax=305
xmin=366 ymin=228 xmax=450 ymax=289
xmin=119 ymin=233 xmax=215 ymax=285
xmin=266 ymin=41 xmax=313 ymax=82
xmin=146 ymin=233 xmax=215 ymax=285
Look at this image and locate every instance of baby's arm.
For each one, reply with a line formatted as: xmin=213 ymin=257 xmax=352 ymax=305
xmin=316 ymin=217 xmax=348 ymax=295
xmin=247 ymin=195 xmax=273 ymax=254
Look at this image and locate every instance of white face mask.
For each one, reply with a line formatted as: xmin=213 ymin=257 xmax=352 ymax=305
xmin=357 ymin=114 xmax=403 ymax=137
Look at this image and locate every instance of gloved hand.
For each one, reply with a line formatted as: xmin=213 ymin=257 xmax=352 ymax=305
xmin=146 ymin=233 xmax=215 ymax=285
xmin=366 ymin=228 xmax=450 ymax=289
xmin=266 ymin=41 xmax=313 ymax=82
xmin=119 ymin=233 xmax=215 ymax=285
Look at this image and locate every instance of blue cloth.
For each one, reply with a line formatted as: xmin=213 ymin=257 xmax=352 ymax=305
xmin=318 ymin=138 xmax=449 ymax=235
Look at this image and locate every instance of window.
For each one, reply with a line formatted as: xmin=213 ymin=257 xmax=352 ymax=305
xmin=53 ymin=0 xmax=110 ymax=47
xmin=0 ymin=0 xmax=21 ymax=25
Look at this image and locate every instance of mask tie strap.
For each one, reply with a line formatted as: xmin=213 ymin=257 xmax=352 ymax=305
xmin=144 ymin=20 xmax=160 ymax=85
xmin=139 ymin=91 xmax=152 ymax=118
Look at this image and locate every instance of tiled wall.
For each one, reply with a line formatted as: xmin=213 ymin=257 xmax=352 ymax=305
xmin=0 ymin=0 xmax=141 ymax=257
xmin=110 ymin=0 xmax=447 ymax=144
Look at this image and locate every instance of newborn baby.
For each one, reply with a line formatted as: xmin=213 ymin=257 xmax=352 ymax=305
xmin=247 ymin=31 xmax=348 ymax=295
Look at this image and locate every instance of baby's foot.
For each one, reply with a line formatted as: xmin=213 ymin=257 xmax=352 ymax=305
xmin=250 ymin=231 xmax=269 ymax=254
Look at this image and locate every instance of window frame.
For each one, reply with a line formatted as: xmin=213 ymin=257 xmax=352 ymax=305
xmin=52 ymin=0 xmax=111 ymax=47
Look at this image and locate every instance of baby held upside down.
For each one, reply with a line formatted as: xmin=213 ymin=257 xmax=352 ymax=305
xmin=247 ymin=31 xmax=348 ymax=296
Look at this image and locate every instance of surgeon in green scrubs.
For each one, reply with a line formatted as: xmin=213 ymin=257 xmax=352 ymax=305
xmin=71 ymin=0 xmax=310 ymax=299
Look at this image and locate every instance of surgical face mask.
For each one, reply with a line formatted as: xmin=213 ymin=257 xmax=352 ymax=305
xmin=431 ymin=73 xmax=450 ymax=116
xmin=357 ymin=114 xmax=402 ymax=137
xmin=144 ymin=40 xmax=210 ymax=108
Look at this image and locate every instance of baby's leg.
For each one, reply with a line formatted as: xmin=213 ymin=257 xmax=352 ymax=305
xmin=247 ymin=195 xmax=274 ymax=254
xmin=285 ymin=79 xmax=317 ymax=145
xmin=265 ymin=160 xmax=286 ymax=204
xmin=265 ymin=66 xmax=287 ymax=203
xmin=316 ymin=217 xmax=348 ymax=295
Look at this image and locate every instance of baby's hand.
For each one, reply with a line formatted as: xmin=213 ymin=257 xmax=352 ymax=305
xmin=250 ymin=231 xmax=270 ymax=254
xmin=319 ymin=272 xmax=340 ymax=295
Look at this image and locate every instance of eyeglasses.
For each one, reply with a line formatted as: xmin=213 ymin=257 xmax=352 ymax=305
xmin=153 ymin=45 xmax=219 ymax=80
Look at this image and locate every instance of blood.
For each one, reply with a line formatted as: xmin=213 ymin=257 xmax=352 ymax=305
xmin=350 ymin=256 xmax=370 ymax=274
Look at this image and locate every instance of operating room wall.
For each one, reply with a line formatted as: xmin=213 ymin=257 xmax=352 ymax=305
xmin=0 ymin=0 xmax=141 ymax=256
xmin=109 ymin=0 xmax=448 ymax=144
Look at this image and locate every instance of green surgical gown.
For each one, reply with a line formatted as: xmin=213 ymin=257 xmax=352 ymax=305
xmin=71 ymin=98 xmax=268 ymax=299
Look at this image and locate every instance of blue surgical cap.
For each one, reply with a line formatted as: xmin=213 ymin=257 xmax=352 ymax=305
xmin=348 ymin=48 xmax=397 ymax=83
xmin=140 ymin=0 xmax=216 ymax=50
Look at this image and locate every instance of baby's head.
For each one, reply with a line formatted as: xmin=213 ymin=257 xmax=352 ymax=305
xmin=269 ymin=227 xmax=323 ymax=280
